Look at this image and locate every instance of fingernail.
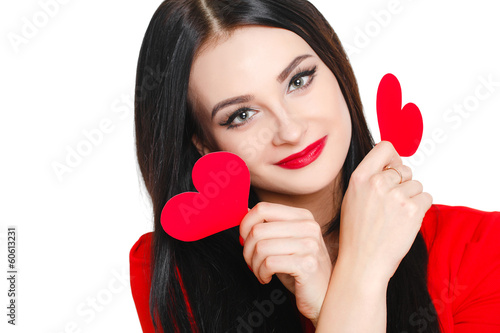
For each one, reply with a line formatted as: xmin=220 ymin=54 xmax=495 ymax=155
xmin=239 ymin=235 xmax=244 ymax=246
xmin=247 ymin=264 xmax=253 ymax=272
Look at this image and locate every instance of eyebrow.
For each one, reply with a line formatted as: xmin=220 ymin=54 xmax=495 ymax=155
xmin=211 ymin=54 xmax=313 ymax=119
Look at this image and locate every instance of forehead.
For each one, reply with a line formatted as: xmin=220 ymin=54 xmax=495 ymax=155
xmin=188 ymin=26 xmax=315 ymax=111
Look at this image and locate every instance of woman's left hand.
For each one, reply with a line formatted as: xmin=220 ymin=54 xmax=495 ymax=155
xmin=239 ymin=202 xmax=333 ymax=325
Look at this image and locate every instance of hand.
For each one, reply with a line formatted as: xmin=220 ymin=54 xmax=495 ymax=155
xmin=338 ymin=141 xmax=433 ymax=284
xmin=239 ymin=202 xmax=333 ymax=324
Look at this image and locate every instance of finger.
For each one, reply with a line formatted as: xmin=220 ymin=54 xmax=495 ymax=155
xmin=239 ymin=202 xmax=314 ymax=241
xmin=411 ymin=191 xmax=434 ymax=216
xmin=382 ymin=164 xmax=412 ymax=184
xmin=399 ymin=192 xmax=433 ymax=238
xmin=367 ymin=164 xmax=412 ymax=192
xmin=242 ymin=221 xmax=321 ymax=266
xmin=257 ymin=254 xmax=323 ymax=285
xmin=248 ymin=237 xmax=320 ymax=275
xmin=392 ymin=179 xmax=423 ymax=198
xmin=359 ymin=141 xmax=402 ymax=175
xmin=257 ymin=254 xmax=303 ymax=284
xmin=242 ymin=219 xmax=320 ymax=251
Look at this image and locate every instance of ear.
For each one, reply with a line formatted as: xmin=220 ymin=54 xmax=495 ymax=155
xmin=192 ymin=134 xmax=212 ymax=156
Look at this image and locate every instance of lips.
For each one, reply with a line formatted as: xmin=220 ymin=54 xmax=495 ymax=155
xmin=274 ymin=136 xmax=327 ymax=169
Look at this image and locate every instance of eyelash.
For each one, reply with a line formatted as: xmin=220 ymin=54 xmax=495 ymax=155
xmin=287 ymin=65 xmax=317 ymax=93
xmin=220 ymin=66 xmax=318 ymax=129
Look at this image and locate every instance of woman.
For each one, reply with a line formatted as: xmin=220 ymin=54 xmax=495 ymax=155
xmin=130 ymin=0 xmax=500 ymax=332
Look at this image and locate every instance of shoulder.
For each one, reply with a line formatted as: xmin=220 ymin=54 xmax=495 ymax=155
xmin=420 ymin=203 xmax=500 ymax=251
xmin=129 ymin=232 xmax=197 ymax=332
xmin=130 ymin=232 xmax=153 ymax=264
xmin=420 ymin=204 xmax=500 ymax=331
xmin=129 ymin=232 xmax=158 ymax=332
xmin=130 ymin=232 xmax=154 ymax=287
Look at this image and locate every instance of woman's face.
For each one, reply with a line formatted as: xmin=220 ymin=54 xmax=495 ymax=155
xmin=188 ymin=26 xmax=352 ymax=197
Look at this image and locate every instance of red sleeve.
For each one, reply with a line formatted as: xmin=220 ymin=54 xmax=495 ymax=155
xmin=420 ymin=204 xmax=500 ymax=332
xmin=129 ymin=233 xmax=198 ymax=333
xmin=130 ymin=233 xmax=161 ymax=333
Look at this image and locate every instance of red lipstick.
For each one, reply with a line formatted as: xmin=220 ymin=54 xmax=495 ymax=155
xmin=274 ymin=136 xmax=327 ymax=169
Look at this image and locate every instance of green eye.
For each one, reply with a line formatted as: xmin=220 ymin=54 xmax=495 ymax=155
xmin=219 ymin=107 xmax=258 ymax=129
xmin=287 ymin=66 xmax=317 ymax=93
xmin=232 ymin=110 xmax=256 ymax=125
xmin=292 ymin=78 xmax=304 ymax=88
xmin=234 ymin=111 xmax=250 ymax=122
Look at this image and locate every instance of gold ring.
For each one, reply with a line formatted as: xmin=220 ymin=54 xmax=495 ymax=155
xmin=383 ymin=166 xmax=403 ymax=184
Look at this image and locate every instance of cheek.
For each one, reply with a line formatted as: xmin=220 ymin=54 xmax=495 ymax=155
xmin=317 ymin=78 xmax=352 ymax=132
xmin=336 ymin=93 xmax=352 ymax=132
xmin=215 ymin=125 xmax=275 ymax=166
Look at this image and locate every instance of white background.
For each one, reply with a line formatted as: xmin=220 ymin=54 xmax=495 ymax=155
xmin=1 ymin=0 xmax=499 ymax=332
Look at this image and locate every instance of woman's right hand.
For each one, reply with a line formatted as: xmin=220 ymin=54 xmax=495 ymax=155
xmin=239 ymin=202 xmax=333 ymax=325
xmin=337 ymin=140 xmax=433 ymax=285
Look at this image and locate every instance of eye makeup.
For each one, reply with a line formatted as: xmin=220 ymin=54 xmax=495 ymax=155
xmin=287 ymin=65 xmax=317 ymax=93
xmin=219 ymin=106 xmax=256 ymax=129
xmin=219 ymin=65 xmax=318 ymax=129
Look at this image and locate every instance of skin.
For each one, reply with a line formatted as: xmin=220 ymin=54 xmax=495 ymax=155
xmin=188 ymin=26 xmax=432 ymax=330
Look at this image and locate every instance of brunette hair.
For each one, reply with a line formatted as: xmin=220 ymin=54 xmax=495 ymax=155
xmin=134 ymin=0 xmax=440 ymax=331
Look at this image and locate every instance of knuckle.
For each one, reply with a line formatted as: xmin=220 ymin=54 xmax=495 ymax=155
xmin=250 ymin=223 xmax=266 ymax=240
xmin=424 ymin=192 xmax=434 ymax=206
xmin=404 ymin=165 xmax=413 ymax=180
xmin=254 ymin=201 xmax=271 ymax=214
xmin=253 ymin=240 xmax=266 ymax=256
xmin=302 ymin=238 xmax=319 ymax=253
xmin=369 ymin=173 xmax=387 ymax=190
xmin=300 ymin=207 xmax=314 ymax=219
xmin=390 ymin=188 xmax=406 ymax=202
xmin=300 ymin=255 xmax=318 ymax=272
xmin=379 ymin=140 xmax=395 ymax=151
xmin=405 ymin=202 xmax=420 ymax=218
xmin=263 ymin=257 xmax=274 ymax=270
xmin=413 ymin=180 xmax=423 ymax=192
xmin=350 ymin=169 xmax=366 ymax=186
xmin=303 ymin=220 xmax=320 ymax=234
xmin=253 ymin=240 xmax=262 ymax=255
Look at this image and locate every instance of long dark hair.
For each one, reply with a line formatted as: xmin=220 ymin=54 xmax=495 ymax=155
xmin=134 ymin=0 xmax=440 ymax=332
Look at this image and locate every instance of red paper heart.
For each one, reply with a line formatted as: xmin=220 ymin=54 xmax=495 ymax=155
xmin=376 ymin=73 xmax=423 ymax=157
xmin=161 ymin=152 xmax=250 ymax=242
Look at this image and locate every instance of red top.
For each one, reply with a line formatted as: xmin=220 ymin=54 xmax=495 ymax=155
xmin=130 ymin=204 xmax=500 ymax=332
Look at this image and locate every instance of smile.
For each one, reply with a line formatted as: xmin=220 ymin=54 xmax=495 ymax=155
xmin=274 ymin=135 xmax=328 ymax=169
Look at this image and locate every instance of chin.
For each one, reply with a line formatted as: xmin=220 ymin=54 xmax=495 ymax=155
xmin=252 ymin=166 xmax=340 ymax=197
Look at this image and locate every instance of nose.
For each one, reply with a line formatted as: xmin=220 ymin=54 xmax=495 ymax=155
xmin=271 ymin=109 xmax=307 ymax=146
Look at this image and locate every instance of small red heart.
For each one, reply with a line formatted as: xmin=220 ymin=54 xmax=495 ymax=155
xmin=376 ymin=73 xmax=423 ymax=157
xmin=161 ymin=152 xmax=250 ymax=242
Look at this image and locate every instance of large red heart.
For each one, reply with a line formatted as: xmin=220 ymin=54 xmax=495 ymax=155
xmin=161 ymin=152 xmax=250 ymax=242
xmin=376 ymin=73 xmax=423 ymax=157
